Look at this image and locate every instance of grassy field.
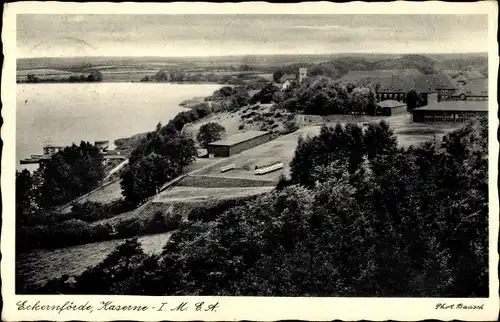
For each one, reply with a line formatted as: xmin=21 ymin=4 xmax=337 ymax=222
xmin=383 ymin=114 xmax=462 ymax=147
xmin=17 ymin=69 xmax=74 ymax=76
xmin=58 ymin=180 xmax=124 ymax=214
xmin=100 ymin=71 xmax=155 ymax=82
xmin=153 ymin=186 xmax=273 ymax=203
xmin=184 ymin=111 xmax=243 ymax=139
xmin=178 ymin=174 xmax=277 ymax=188
xmin=192 ymin=126 xmax=321 ymax=182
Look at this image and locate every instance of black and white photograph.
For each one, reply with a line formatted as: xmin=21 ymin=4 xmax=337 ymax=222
xmin=2 ymin=1 xmax=499 ymax=321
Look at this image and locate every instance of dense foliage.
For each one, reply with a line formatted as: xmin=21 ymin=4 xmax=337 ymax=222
xmin=197 ymin=122 xmax=226 ymax=149
xmin=141 ymin=69 xmax=269 ymax=87
xmin=274 ymin=76 xmax=377 ymax=115
xmin=205 ymin=86 xmax=250 ymax=110
xmin=272 ymin=54 xmax=445 ymax=81
xmin=16 ymin=142 xmax=105 ymax=214
xmin=16 ymin=199 xmax=181 ymax=253
xmin=28 ymin=118 xmax=488 ymax=297
xmin=120 ymin=123 xmax=197 ymax=205
xmin=250 ymin=83 xmax=280 ymax=104
xmin=406 ymin=89 xmax=421 ymax=112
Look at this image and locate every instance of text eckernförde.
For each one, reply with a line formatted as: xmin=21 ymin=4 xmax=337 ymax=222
xmin=16 ymin=300 xmax=219 ymax=314
xmin=17 ymin=301 xmax=93 ymax=314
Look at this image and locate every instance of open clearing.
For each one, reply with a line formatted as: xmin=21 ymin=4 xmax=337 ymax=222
xmin=58 ymin=180 xmax=124 ymax=214
xmin=153 ymin=186 xmax=273 ymax=203
xmin=17 ymin=69 xmax=74 ymax=76
xmin=184 ymin=111 xmax=243 ymax=139
xmin=384 ymin=114 xmax=462 ymax=147
xmin=192 ymin=126 xmax=322 ymax=182
xmin=321 ymin=113 xmax=461 ymax=148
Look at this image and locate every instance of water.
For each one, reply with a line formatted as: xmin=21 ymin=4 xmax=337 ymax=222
xmin=17 ymin=231 xmax=174 ymax=288
xmin=16 ymin=83 xmax=221 ymax=171
xmin=15 ymin=82 xmax=219 ymax=287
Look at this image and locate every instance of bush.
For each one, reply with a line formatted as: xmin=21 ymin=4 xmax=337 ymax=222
xmin=238 ymin=124 xmax=245 ymax=130
xmin=197 ymin=122 xmax=226 ymax=149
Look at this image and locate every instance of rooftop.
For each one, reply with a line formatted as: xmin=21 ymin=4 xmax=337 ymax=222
xmin=208 ymin=130 xmax=270 ymax=146
xmin=464 ymin=70 xmax=485 ymax=80
xmin=280 ymin=74 xmax=296 ymax=83
xmin=378 ymin=100 xmax=406 ymax=108
xmin=414 ymin=101 xmax=488 ymax=112
xmin=358 ymin=73 xmax=457 ymax=93
xmin=455 ymin=78 xmax=488 ymax=96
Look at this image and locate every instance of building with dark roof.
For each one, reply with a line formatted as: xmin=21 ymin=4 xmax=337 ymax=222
xmin=279 ymin=74 xmax=297 ymax=83
xmin=356 ymin=73 xmax=457 ymax=105
xmin=207 ymin=131 xmax=273 ymax=157
xmin=377 ymin=100 xmax=407 ymax=116
xmin=280 ymin=73 xmax=297 ymax=90
xmin=43 ymin=145 xmax=64 ymax=156
xmin=452 ymin=78 xmax=488 ymax=101
xmin=412 ymin=101 xmax=488 ymax=123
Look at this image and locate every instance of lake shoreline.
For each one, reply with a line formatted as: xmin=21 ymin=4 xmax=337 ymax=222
xmin=16 ymin=82 xmax=222 ymax=168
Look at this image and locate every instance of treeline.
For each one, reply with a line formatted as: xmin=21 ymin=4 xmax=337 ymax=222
xmin=120 ymin=123 xmax=197 ymax=205
xmin=273 ymin=76 xmax=377 ymax=115
xmin=16 ymin=142 xmax=105 ymax=214
xmin=249 ymin=83 xmax=281 ymax=104
xmin=272 ymin=54 xmax=444 ymax=82
xmin=118 ymin=86 xmax=253 ymax=205
xmin=16 ymin=142 xmax=107 ymax=251
xmin=205 ymin=86 xmax=250 ymax=110
xmin=140 ymin=68 xmax=269 ymax=88
xmin=26 ymin=118 xmax=488 ymax=297
xmin=20 ymin=70 xmax=104 ymax=83
xmin=16 ymin=200 xmax=181 ymax=253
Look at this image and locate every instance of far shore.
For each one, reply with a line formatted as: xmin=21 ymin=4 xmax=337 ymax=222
xmin=17 ymin=79 xmax=226 ymax=85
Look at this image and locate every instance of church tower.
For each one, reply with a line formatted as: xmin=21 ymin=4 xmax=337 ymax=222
xmin=299 ymin=67 xmax=307 ymax=83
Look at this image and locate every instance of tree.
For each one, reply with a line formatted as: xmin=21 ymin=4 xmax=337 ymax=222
xmin=87 ymin=70 xmax=103 ymax=82
xmin=36 ymin=142 xmax=105 ymax=209
xmin=273 ymin=70 xmax=285 ymax=82
xmin=34 ymin=120 xmax=488 ymax=298
xmin=197 ymin=122 xmax=226 ymax=149
xmin=153 ymin=69 xmax=170 ymax=82
xmin=26 ymin=74 xmax=39 ymax=83
xmin=363 ymin=121 xmax=398 ymax=160
xmin=250 ymin=83 xmax=280 ymax=104
xmin=406 ymin=89 xmax=419 ymax=113
xmin=16 ymin=170 xmax=40 ymax=217
xmin=239 ymin=64 xmax=252 ymax=71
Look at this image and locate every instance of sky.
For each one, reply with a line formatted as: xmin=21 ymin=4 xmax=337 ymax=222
xmin=17 ymin=14 xmax=488 ymax=58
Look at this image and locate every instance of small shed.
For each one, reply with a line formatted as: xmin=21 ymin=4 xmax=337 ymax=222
xmin=377 ymin=100 xmax=407 ymax=116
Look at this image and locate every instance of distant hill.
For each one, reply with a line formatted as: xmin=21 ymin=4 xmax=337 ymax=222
xmin=17 ymin=53 xmax=488 ymax=79
xmin=289 ymin=54 xmax=448 ymax=80
xmin=371 ymin=54 xmax=446 ymax=74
